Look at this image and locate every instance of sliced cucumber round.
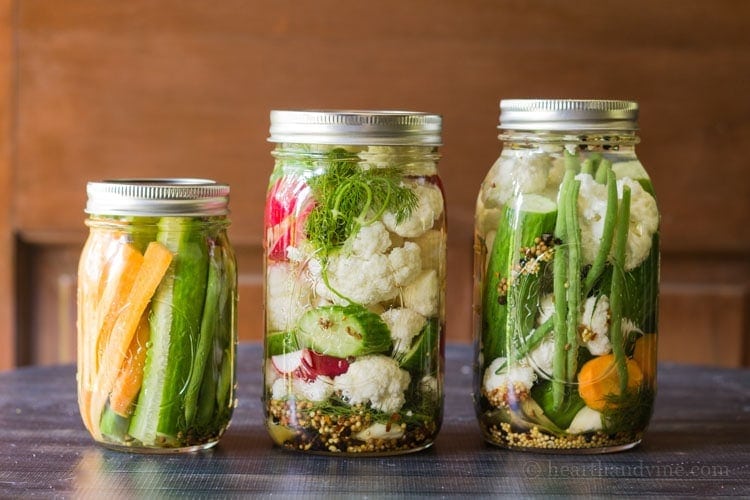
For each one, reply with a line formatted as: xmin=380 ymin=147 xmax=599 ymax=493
xmin=400 ymin=318 xmax=439 ymax=372
xmin=482 ymin=194 xmax=557 ymax=363
xmin=266 ymin=330 xmax=299 ymax=357
xmin=296 ymin=304 xmax=392 ymax=358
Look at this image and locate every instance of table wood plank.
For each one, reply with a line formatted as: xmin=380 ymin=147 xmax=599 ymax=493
xmin=0 ymin=344 xmax=748 ymax=497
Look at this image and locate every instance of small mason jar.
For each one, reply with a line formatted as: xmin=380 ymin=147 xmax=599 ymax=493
xmin=473 ymin=100 xmax=659 ymax=453
xmin=77 ymin=179 xmax=237 ymax=453
xmin=263 ymin=110 xmax=445 ymax=455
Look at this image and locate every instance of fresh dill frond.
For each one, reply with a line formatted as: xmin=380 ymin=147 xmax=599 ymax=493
xmin=305 ymin=148 xmax=418 ymax=255
xmin=601 ymin=383 xmax=655 ymax=434
xmin=309 ymin=394 xmax=438 ymax=428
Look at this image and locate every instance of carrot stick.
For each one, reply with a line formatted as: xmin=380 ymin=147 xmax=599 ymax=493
xmin=93 ymin=243 xmax=145 ymax=377
xmin=88 ymin=241 xmax=173 ymax=439
xmin=77 ymin=230 xmax=122 ymax=434
xmin=109 ymin=311 xmax=150 ymax=417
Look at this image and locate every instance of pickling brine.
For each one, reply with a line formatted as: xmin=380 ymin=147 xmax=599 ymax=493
xmin=264 ymin=110 xmax=445 ymax=455
xmin=77 ymin=179 xmax=237 ymax=453
xmin=474 ymin=100 xmax=659 ymax=453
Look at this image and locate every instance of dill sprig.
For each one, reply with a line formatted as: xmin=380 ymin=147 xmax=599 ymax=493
xmin=305 ymin=148 xmax=418 ymax=255
xmin=309 ymin=394 xmax=438 ymax=428
xmin=601 ymin=383 xmax=655 ymax=434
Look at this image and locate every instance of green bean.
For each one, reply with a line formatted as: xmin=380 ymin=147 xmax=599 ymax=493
xmin=551 ymin=170 xmax=574 ymax=409
xmin=583 ymin=169 xmax=618 ymax=295
xmin=595 ymin=158 xmax=612 ymax=184
xmin=184 ymin=242 xmax=223 ymax=428
xmin=610 ymin=185 xmax=631 ymax=394
xmin=581 ymin=158 xmax=595 ymax=175
xmin=498 ymin=317 xmax=555 ymax=373
xmin=565 ymin=179 xmax=582 ymax=381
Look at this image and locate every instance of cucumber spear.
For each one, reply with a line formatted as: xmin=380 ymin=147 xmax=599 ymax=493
xmin=129 ymin=217 xmax=209 ymax=446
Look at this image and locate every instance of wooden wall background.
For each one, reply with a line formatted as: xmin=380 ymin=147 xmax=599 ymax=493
xmin=1 ymin=0 xmax=748 ymax=369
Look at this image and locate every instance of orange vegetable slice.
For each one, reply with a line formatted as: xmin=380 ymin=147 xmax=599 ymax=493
xmin=633 ymin=334 xmax=657 ymax=383
xmin=93 ymin=243 xmax=145 ymax=377
xmin=88 ymin=241 xmax=173 ymax=439
xmin=77 ymin=230 xmax=126 ymax=434
xmin=577 ymin=354 xmax=643 ymax=412
xmin=109 ymin=312 xmax=151 ymax=417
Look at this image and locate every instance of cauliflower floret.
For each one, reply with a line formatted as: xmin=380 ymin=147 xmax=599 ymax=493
xmin=382 ymin=183 xmax=443 ymax=238
xmin=313 ymin=252 xmax=397 ymax=305
xmin=482 ymin=357 xmax=536 ymax=407
xmin=294 ymin=376 xmax=334 ymax=402
xmin=388 ymin=242 xmax=422 ymax=286
xmin=413 ymin=229 xmax=446 ymax=275
xmin=480 ymin=153 xmax=552 ymax=208
xmin=333 ymin=355 xmax=411 ymax=413
xmin=577 ymin=173 xmax=658 ymax=271
xmin=579 ymin=295 xmax=641 ymax=355
xmin=527 ymin=335 xmax=555 ymax=376
xmin=346 ymin=221 xmax=391 ymax=257
xmin=358 ymin=145 xmax=437 ymax=176
xmin=308 ymin=225 xmax=422 ymax=306
xmin=580 ymin=295 xmax=613 ymax=356
xmin=266 ymin=262 xmax=312 ymax=331
xmin=577 ymin=174 xmax=610 ymax=266
xmin=381 ymin=307 xmax=427 ymax=354
xmin=271 ymin=375 xmax=334 ymax=402
xmin=402 ymin=269 xmax=439 ymax=317
xmin=617 ymin=177 xmax=659 ymax=270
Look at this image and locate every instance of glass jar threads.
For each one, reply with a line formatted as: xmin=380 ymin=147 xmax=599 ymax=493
xmin=77 ymin=179 xmax=237 ymax=453
xmin=263 ymin=110 xmax=446 ymax=455
xmin=473 ymin=100 xmax=659 ymax=453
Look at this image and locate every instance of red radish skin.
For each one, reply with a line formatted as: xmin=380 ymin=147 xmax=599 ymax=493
xmin=271 ymin=349 xmax=349 ymax=382
xmin=264 ymin=177 xmax=314 ymax=261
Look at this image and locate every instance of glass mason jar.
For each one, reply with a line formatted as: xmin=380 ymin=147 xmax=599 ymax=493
xmin=473 ymin=100 xmax=659 ymax=453
xmin=77 ymin=179 xmax=237 ymax=453
xmin=263 ymin=110 xmax=445 ymax=455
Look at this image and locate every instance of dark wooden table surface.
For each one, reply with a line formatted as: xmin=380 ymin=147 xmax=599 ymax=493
xmin=1 ymin=343 xmax=748 ymax=498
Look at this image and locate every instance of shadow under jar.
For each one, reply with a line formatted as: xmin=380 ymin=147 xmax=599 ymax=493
xmin=263 ymin=110 xmax=446 ymax=455
xmin=77 ymin=179 xmax=237 ymax=453
xmin=473 ymin=100 xmax=659 ymax=453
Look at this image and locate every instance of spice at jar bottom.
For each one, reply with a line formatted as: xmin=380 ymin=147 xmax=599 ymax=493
xmin=263 ymin=110 xmax=446 ymax=456
xmin=77 ymin=179 xmax=237 ymax=453
xmin=473 ymin=99 xmax=659 ymax=453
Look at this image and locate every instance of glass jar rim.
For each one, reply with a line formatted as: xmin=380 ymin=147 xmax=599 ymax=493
xmin=268 ymin=110 xmax=442 ymax=146
xmin=85 ymin=178 xmax=230 ymax=216
xmin=499 ymin=99 xmax=639 ymax=131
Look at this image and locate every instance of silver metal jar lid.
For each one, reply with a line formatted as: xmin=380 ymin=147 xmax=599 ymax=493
xmin=499 ymin=99 xmax=639 ymax=131
xmin=268 ymin=110 xmax=442 ymax=146
xmin=85 ymin=178 xmax=230 ymax=216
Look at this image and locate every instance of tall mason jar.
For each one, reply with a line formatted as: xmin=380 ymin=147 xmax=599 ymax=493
xmin=263 ymin=110 xmax=445 ymax=455
xmin=77 ymin=179 xmax=237 ymax=453
xmin=473 ymin=100 xmax=659 ymax=453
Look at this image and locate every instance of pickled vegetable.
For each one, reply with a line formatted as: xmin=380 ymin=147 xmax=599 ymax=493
xmin=78 ymin=215 xmax=237 ymax=452
xmin=475 ymin=140 xmax=659 ymax=452
xmin=264 ymin=142 xmax=445 ymax=455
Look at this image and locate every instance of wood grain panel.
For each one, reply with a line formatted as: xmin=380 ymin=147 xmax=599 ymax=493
xmin=13 ymin=0 xmax=750 ymax=251
xmin=16 ymin=243 xmax=749 ymax=368
xmin=659 ymin=283 xmax=747 ymax=367
xmin=0 ymin=0 xmax=13 ymax=370
xmin=3 ymin=0 xmax=750 ymax=368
